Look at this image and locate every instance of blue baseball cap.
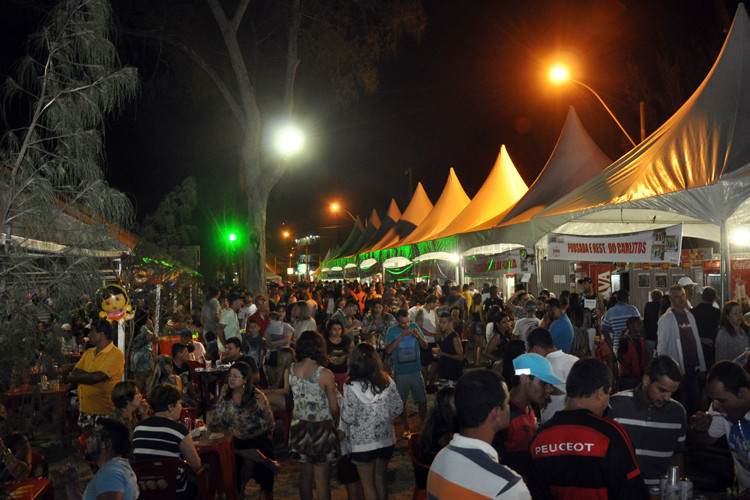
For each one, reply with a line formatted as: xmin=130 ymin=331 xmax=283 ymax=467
xmin=513 ymin=353 xmax=564 ymax=385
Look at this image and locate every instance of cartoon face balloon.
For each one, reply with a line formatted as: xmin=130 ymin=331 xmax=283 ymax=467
xmin=97 ymin=284 xmax=134 ymax=322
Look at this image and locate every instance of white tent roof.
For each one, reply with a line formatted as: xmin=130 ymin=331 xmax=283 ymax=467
xmin=433 ymin=146 xmax=528 ymax=238
xmin=532 ymin=4 xmax=750 ymax=242
xmin=397 ymin=168 xmax=470 ymax=246
xmin=366 ymin=183 xmax=433 ymax=252
xmin=456 ymin=107 xmax=611 ymax=249
xmin=482 ymin=107 xmax=611 ymax=231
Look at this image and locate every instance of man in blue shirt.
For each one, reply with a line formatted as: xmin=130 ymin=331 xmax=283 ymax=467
xmin=386 ymin=308 xmax=428 ymax=437
xmin=62 ymin=418 xmax=139 ymax=500
xmin=601 ymin=289 xmax=641 ymax=353
xmin=547 ymin=298 xmax=574 ymax=353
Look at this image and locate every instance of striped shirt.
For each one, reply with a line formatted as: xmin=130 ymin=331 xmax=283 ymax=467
xmin=427 ymin=434 xmax=531 ymax=499
xmin=601 ymin=302 xmax=640 ymax=351
xmin=608 ymin=386 xmax=686 ymax=486
xmin=133 ymin=416 xmax=189 ymax=492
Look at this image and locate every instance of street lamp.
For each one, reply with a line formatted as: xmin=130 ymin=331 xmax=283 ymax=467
xmin=549 ymin=64 xmax=637 ymax=147
xmin=330 ymin=202 xmax=356 ymax=222
xmin=274 ymin=124 xmax=305 ymax=157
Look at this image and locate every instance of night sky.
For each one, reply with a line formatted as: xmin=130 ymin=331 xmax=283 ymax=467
xmin=0 ymin=0 xmax=738 ymax=268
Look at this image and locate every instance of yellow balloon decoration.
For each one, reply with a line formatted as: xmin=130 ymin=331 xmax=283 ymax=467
xmin=96 ymin=284 xmax=134 ymax=322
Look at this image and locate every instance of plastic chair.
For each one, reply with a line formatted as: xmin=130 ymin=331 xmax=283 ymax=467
xmin=131 ymin=458 xmax=209 ymax=500
xmin=407 ymin=432 xmax=429 ymax=500
xmin=186 ymin=360 xmax=203 ymax=392
xmin=180 ymin=407 xmax=199 ymax=422
xmin=29 ymin=450 xmax=49 ymax=479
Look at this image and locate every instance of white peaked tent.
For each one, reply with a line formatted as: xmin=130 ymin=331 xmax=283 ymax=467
xmin=433 ymin=146 xmax=528 ymax=239
xmin=366 ymin=183 xmax=433 ymax=252
xmin=457 ymin=106 xmax=611 ymax=251
xmin=397 ymin=168 xmax=471 ymax=246
xmin=359 ymin=199 xmax=401 ymax=252
xmin=344 ymin=209 xmax=382 ymax=257
xmin=531 ymin=3 xmax=750 ymax=299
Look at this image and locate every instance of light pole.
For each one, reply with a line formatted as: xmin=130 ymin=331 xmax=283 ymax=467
xmin=295 ymin=235 xmax=320 ymax=281
xmin=330 ymin=202 xmax=356 ymax=221
xmin=549 ymin=64 xmax=637 ymax=147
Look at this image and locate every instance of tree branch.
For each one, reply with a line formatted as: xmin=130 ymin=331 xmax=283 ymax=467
xmin=205 ymin=0 xmax=257 ymax=125
xmin=116 ymin=25 xmax=247 ymax=130
xmin=232 ymin=0 xmax=251 ymax=33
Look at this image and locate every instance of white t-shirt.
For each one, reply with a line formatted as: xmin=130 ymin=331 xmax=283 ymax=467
xmin=708 ymin=407 xmax=750 ymax=491
xmin=408 ymin=305 xmax=421 ymax=323
xmin=513 ymin=317 xmax=541 ymax=342
xmin=541 ymin=350 xmax=578 ymax=422
xmin=187 ymin=340 xmax=206 ymax=362
xmin=422 ymin=309 xmax=437 ymax=343
xmin=238 ymin=304 xmax=258 ymax=330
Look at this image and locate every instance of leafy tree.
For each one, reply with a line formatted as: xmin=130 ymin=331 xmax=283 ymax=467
xmin=116 ymin=0 xmax=425 ymax=294
xmin=0 ymin=0 xmax=137 ymax=404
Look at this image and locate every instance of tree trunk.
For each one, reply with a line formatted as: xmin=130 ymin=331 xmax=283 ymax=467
xmin=244 ymin=179 xmax=268 ymax=295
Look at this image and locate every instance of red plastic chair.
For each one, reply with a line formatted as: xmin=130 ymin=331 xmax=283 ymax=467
xmin=407 ymin=432 xmax=429 ymax=500
xmin=131 ymin=458 xmax=209 ymax=500
xmin=179 ymin=407 xmax=199 ymax=422
xmin=77 ymin=431 xmax=97 ymax=469
xmin=186 ymin=360 xmax=203 ymax=392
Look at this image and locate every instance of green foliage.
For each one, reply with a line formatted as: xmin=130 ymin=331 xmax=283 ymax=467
xmin=137 ymin=176 xmax=198 ymax=259
xmin=0 ymin=0 xmax=137 ymax=407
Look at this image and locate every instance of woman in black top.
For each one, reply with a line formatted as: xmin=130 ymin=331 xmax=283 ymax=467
xmin=324 ymin=319 xmax=353 ymax=394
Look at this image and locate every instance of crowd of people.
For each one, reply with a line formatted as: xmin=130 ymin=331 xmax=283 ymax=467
xmin=8 ymin=276 xmax=750 ymax=499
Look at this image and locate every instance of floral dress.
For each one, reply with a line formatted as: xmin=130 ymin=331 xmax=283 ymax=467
xmin=288 ymin=364 xmax=340 ymax=464
xmin=362 ymin=313 xmax=396 ymax=348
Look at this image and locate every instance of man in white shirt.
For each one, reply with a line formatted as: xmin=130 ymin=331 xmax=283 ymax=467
xmin=525 ymin=327 xmax=577 ymax=423
xmin=216 ymin=293 xmax=242 ymax=354
xmin=513 ymin=301 xmax=541 ymax=342
xmin=692 ymin=360 xmax=750 ymax=495
xmin=237 ymin=291 xmax=257 ymax=332
xmin=427 ymin=369 xmax=531 ymax=499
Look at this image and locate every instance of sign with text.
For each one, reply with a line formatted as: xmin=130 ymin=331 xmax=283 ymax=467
xmin=547 ymin=224 xmax=683 ymax=263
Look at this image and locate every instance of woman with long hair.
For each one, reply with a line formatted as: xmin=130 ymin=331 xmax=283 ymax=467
xmin=291 ymin=302 xmax=317 ymax=344
xmin=214 ymin=361 xmax=279 ymax=498
xmin=361 ymin=299 xmax=396 ymax=349
xmin=288 ymin=331 xmax=340 ymax=500
xmin=485 ymin=312 xmax=525 ymax=384
xmin=418 ymin=386 xmax=457 ymax=466
xmin=340 ymin=343 xmax=403 ymax=500
xmin=264 ymin=347 xmax=296 ymax=413
xmin=146 ymin=354 xmax=181 ymax=396
xmin=324 ymin=319 xmax=353 ymax=394
xmin=716 ymin=300 xmax=750 ymax=361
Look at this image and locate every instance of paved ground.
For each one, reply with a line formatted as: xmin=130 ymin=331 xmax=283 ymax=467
xmin=36 ymin=396 xmax=430 ymax=499
xmin=20 ymin=374 xmax=737 ymax=499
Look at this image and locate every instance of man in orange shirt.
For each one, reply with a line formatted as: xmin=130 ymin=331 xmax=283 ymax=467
xmin=69 ymin=318 xmax=124 ymax=431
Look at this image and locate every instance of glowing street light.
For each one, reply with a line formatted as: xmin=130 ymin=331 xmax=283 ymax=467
xmin=275 ymin=124 xmax=305 ymax=157
xmin=329 ymin=202 xmax=356 ymax=221
xmin=548 ymin=63 xmax=637 ymax=147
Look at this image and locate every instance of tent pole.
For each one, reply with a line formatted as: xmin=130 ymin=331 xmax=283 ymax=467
xmin=534 ymin=240 xmax=543 ymax=293
xmin=721 ymin=219 xmax=732 ymax=303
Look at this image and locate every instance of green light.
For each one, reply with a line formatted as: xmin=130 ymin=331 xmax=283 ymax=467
xmin=228 ymin=233 xmax=237 ymax=243
xmin=487 ymin=258 xmax=494 ymax=272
